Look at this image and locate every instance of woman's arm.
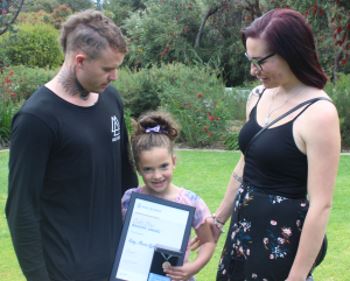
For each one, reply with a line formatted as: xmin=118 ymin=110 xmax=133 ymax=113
xmin=286 ymin=100 xmax=340 ymax=281
xmin=211 ymin=87 xmax=260 ymax=239
xmin=210 ymin=154 xmax=245 ymax=240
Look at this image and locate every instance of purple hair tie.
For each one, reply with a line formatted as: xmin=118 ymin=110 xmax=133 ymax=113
xmin=145 ymin=125 xmax=162 ymax=133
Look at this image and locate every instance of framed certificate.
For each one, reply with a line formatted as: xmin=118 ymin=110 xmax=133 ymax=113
xmin=109 ymin=192 xmax=195 ymax=281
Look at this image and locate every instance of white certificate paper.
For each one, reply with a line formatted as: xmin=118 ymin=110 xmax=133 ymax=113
xmin=110 ymin=193 xmax=194 ymax=281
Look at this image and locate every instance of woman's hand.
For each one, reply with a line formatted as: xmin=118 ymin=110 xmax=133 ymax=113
xmin=189 ymin=216 xmax=223 ymax=251
xmin=209 ymin=215 xmax=225 ymax=242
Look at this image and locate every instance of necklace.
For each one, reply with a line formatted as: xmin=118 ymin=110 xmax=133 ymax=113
xmin=263 ymin=90 xmax=291 ymax=126
xmin=263 ymin=84 xmax=305 ymax=126
xmin=161 ymin=252 xmax=174 ymax=269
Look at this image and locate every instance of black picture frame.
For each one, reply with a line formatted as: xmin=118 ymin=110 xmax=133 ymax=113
xmin=109 ymin=192 xmax=195 ymax=281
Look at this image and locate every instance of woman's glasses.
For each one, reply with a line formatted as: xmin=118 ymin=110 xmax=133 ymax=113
xmin=245 ymin=52 xmax=275 ymax=71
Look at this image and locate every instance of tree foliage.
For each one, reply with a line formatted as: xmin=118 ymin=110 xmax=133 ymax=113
xmin=122 ymin=0 xmax=202 ymax=68
xmin=269 ymin=0 xmax=350 ymax=82
xmin=102 ymin=0 xmax=349 ymax=85
xmin=24 ymin=0 xmax=92 ymax=13
xmin=24 ymin=0 xmax=60 ymax=13
xmin=103 ymin=0 xmax=147 ymax=26
xmin=2 ymin=0 xmax=349 ymax=86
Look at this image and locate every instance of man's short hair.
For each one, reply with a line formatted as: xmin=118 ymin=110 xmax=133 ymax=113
xmin=60 ymin=9 xmax=128 ymax=59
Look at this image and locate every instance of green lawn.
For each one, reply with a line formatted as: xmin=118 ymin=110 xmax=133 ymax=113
xmin=0 ymin=149 xmax=349 ymax=281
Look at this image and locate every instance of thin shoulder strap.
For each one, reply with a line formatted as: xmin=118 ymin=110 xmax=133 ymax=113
xmin=245 ymin=97 xmax=331 ymax=153
xmin=248 ymin=87 xmax=266 ymax=117
xmin=255 ymin=87 xmax=266 ymax=105
xmin=292 ymin=97 xmax=332 ymax=121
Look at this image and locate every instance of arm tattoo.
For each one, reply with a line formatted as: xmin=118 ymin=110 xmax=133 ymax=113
xmin=232 ymin=172 xmax=243 ymax=183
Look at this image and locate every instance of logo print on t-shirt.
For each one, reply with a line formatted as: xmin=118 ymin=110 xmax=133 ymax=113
xmin=111 ymin=115 xmax=120 ymax=142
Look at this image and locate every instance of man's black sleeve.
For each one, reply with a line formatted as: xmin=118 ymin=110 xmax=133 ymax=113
xmin=5 ymin=113 xmax=52 ymax=281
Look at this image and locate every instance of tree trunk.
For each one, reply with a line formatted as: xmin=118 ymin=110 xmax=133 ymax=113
xmin=0 ymin=0 xmax=25 ymax=36
xmin=194 ymin=5 xmax=220 ymax=48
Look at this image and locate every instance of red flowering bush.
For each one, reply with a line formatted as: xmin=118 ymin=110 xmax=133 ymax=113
xmin=152 ymin=63 xmax=232 ymax=147
xmin=0 ymin=65 xmax=56 ymax=146
xmin=117 ymin=63 xmax=247 ymax=148
xmin=0 ymin=68 xmax=21 ymax=147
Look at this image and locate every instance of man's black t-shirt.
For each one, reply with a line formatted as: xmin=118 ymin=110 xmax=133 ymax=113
xmin=6 ymin=86 xmax=138 ymax=281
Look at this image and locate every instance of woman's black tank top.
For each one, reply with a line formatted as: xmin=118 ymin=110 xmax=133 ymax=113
xmin=238 ymin=93 xmax=313 ymax=199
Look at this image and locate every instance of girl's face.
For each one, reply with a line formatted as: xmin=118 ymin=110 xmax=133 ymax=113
xmin=137 ymin=147 xmax=176 ymax=196
xmin=245 ymin=37 xmax=296 ymax=89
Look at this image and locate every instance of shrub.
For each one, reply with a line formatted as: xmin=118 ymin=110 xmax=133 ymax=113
xmin=118 ymin=64 xmax=226 ymax=147
xmin=50 ymin=4 xmax=73 ymax=29
xmin=0 ymin=65 xmax=57 ymax=101
xmin=0 ymin=68 xmax=21 ymax=147
xmin=0 ymin=47 xmax=10 ymax=70
xmin=0 ymin=23 xmax=63 ymax=68
xmin=151 ymin=63 xmax=228 ymax=147
xmin=0 ymin=98 xmax=21 ymax=148
xmin=116 ymin=63 xmax=248 ymax=148
xmin=224 ymin=131 xmax=240 ymax=151
xmin=115 ymin=68 xmax=161 ymax=118
xmin=17 ymin=10 xmax=52 ymax=25
xmin=0 ymin=66 xmax=57 ymax=146
xmin=326 ymin=73 xmax=350 ymax=149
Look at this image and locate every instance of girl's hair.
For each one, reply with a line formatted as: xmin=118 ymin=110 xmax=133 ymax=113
xmin=60 ymin=9 xmax=128 ymax=59
xmin=131 ymin=111 xmax=180 ymax=167
xmin=241 ymin=8 xmax=327 ymax=89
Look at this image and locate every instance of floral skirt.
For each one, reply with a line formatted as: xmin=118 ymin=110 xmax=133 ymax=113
xmin=216 ymin=184 xmax=309 ymax=281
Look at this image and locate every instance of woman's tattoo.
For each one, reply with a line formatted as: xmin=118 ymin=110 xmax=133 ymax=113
xmin=232 ymin=172 xmax=243 ymax=183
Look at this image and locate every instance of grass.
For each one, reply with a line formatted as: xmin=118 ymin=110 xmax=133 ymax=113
xmin=0 ymin=149 xmax=349 ymax=281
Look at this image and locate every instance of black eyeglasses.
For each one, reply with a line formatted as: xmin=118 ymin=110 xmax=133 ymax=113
xmin=245 ymin=52 xmax=275 ymax=71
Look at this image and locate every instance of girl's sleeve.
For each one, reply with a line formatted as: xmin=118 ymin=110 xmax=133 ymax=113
xmin=185 ymin=190 xmax=211 ymax=229
xmin=121 ymin=188 xmax=135 ymax=220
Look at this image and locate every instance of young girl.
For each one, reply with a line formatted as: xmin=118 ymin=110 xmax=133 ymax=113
xmin=122 ymin=111 xmax=216 ymax=281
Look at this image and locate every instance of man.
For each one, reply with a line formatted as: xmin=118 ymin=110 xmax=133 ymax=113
xmin=5 ymin=10 xmax=138 ymax=281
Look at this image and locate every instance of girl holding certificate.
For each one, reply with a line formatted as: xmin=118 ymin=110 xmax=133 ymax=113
xmin=122 ymin=111 xmax=216 ymax=281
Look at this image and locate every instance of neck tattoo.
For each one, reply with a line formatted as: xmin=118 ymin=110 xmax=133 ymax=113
xmin=58 ymin=67 xmax=90 ymax=100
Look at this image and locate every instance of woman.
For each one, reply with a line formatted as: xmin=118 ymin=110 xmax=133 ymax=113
xmin=211 ymin=8 xmax=340 ymax=281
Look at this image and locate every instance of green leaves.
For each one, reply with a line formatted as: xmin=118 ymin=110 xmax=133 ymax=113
xmin=116 ymin=63 xmax=244 ymax=148
xmin=0 ymin=23 xmax=63 ymax=68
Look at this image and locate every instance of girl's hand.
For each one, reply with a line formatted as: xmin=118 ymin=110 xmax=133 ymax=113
xmin=163 ymin=262 xmax=196 ymax=281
